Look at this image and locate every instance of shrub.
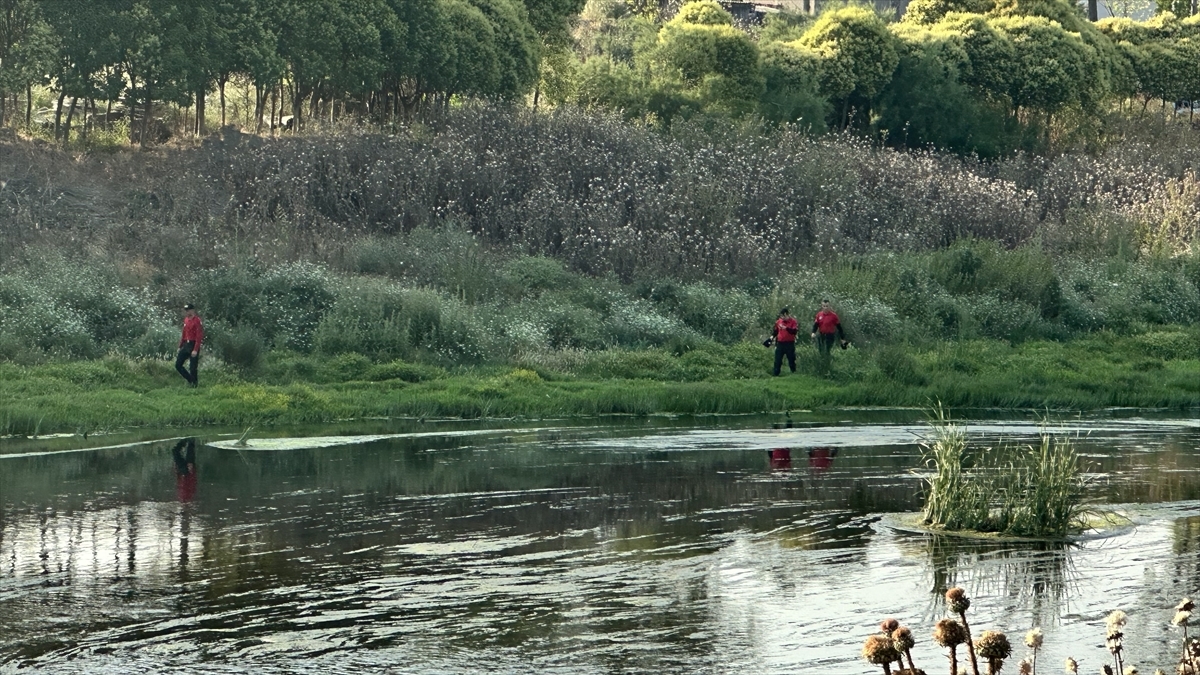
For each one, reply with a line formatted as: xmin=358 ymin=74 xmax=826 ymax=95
xmin=210 ymin=324 xmax=266 ymax=373
xmin=876 ymin=345 xmax=927 ymax=385
xmin=366 ymin=360 xmax=446 ymax=382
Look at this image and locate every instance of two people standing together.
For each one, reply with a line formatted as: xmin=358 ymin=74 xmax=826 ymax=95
xmin=768 ymin=300 xmax=847 ymax=376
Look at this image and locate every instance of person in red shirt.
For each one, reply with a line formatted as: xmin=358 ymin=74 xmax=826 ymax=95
xmin=811 ymin=299 xmax=847 ymax=357
xmin=770 ymin=307 xmax=799 ymax=376
xmin=176 ymin=303 xmax=204 ymax=387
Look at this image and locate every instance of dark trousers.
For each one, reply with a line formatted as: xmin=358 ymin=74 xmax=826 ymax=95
xmin=816 ymin=333 xmax=837 ymax=356
xmin=773 ymin=341 xmax=796 ymax=375
xmin=176 ymin=342 xmax=199 ymax=386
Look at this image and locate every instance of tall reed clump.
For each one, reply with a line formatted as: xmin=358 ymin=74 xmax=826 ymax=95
xmin=919 ymin=414 xmax=1088 ymax=538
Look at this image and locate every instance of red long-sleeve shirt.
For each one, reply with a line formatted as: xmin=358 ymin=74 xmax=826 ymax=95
xmin=773 ymin=317 xmax=799 ymax=343
xmin=813 ymin=310 xmax=843 ymax=337
xmin=180 ymin=315 xmax=204 ymax=354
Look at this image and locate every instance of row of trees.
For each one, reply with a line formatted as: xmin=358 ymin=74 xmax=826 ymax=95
xmin=2 ymin=0 xmax=1200 ymax=153
xmin=563 ymin=0 xmax=1200 ymax=154
xmin=0 ymin=0 xmax=582 ymax=144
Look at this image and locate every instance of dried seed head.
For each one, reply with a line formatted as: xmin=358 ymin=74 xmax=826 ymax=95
xmin=880 ymin=617 xmax=900 ymax=633
xmin=863 ymin=634 xmax=901 ymax=665
xmin=892 ymin=626 xmax=915 ymax=653
xmin=1124 ymin=667 xmax=1139 ymax=675
xmin=1107 ymin=610 xmax=1128 ymax=631
xmin=1174 ymin=610 xmax=1192 ymax=626
xmin=946 ymin=587 xmax=971 ymax=614
xmin=1104 ymin=666 xmax=1114 ymax=675
xmin=975 ymin=630 xmax=1012 ymax=660
xmin=1025 ymin=627 xmax=1044 ymax=649
xmin=933 ymin=618 xmax=967 ymax=647
xmin=1178 ymin=598 xmax=1195 ymax=612
xmin=1064 ymin=656 xmax=1078 ymax=673
xmin=1019 ymin=657 xmax=1032 ymax=675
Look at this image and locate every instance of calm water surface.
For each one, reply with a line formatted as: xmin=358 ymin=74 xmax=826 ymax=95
xmin=1 ymin=412 xmax=1199 ymax=674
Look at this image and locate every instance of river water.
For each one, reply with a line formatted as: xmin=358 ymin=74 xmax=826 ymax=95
xmin=1 ymin=412 xmax=1199 ymax=674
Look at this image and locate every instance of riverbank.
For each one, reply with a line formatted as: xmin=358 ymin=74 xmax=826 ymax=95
xmin=3 ymin=331 xmax=1198 ymax=434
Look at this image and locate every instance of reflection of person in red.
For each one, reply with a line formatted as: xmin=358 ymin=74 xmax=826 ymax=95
xmin=807 ymin=446 xmax=838 ymax=473
xmin=172 ymin=438 xmax=198 ymax=503
xmin=768 ymin=448 xmax=792 ymax=470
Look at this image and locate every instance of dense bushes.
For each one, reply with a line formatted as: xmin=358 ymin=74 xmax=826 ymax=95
xmin=1 ymin=235 xmax=1199 ymax=372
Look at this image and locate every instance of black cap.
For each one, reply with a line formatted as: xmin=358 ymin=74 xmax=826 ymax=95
xmin=780 ymin=307 xmax=790 ymax=315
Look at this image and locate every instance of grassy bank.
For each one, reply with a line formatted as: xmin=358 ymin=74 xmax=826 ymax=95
xmin=3 ymin=331 xmax=1197 ymax=435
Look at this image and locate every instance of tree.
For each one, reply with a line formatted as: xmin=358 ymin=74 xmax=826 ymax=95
xmin=987 ymin=15 xmax=1095 ymax=117
xmin=649 ymin=1 xmax=764 ymax=116
xmin=794 ymin=6 xmax=899 ymax=128
xmin=758 ymin=41 xmax=829 ymax=129
xmin=0 ymin=0 xmax=56 ymax=127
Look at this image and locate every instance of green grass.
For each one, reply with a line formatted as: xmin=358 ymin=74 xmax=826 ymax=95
xmin=919 ymin=414 xmax=1088 ymax=538
xmin=1 ymin=332 xmax=1198 ymax=435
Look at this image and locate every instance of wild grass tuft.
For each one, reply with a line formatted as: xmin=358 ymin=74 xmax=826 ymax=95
xmin=920 ymin=410 xmax=1088 ymax=538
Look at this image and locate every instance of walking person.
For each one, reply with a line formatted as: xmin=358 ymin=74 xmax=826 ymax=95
xmin=770 ymin=307 xmax=799 ymax=376
xmin=176 ymin=303 xmax=204 ymax=387
xmin=811 ymin=299 xmax=848 ymax=356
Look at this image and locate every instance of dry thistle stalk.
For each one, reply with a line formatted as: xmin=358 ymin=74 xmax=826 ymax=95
xmin=865 ymin=633 xmax=903 ymax=675
xmin=893 ymin=626 xmax=920 ymax=672
xmin=1025 ymin=628 xmax=1043 ymax=675
xmin=934 ymin=618 xmax=967 ymax=675
xmin=975 ymin=630 xmax=1012 ymax=675
xmin=947 ymin=588 xmax=981 ymax=675
xmin=1108 ymin=610 xmax=1128 ymax=675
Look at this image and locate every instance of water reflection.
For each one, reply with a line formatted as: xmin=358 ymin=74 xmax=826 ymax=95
xmin=171 ymin=439 xmax=197 ymax=503
xmin=893 ymin=533 xmax=1077 ymax=627
xmin=765 ymin=447 xmax=838 ymax=474
xmin=0 ymin=419 xmax=1197 ymax=673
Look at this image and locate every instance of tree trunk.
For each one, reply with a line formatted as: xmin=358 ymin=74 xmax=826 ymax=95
xmin=219 ymin=77 xmax=227 ymax=127
xmin=0 ymin=91 xmax=7 ymax=128
xmin=63 ymin=96 xmax=78 ymax=143
xmin=53 ymin=90 xmax=65 ymax=140
xmin=197 ymin=87 xmax=207 ymax=136
xmin=1087 ymin=0 xmax=1097 ymax=20
xmin=141 ymin=89 xmax=152 ymax=148
xmin=25 ymin=84 xmax=31 ymax=127
xmin=533 ymin=84 xmax=540 ymax=112
xmin=105 ymin=100 xmax=112 ymax=130
xmin=82 ymin=98 xmax=92 ymax=141
xmin=254 ymin=84 xmax=265 ymax=134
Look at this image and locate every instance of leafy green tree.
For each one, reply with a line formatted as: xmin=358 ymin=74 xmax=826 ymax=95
xmin=467 ymin=0 xmax=540 ymax=99
xmin=571 ymin=56 xmax=648 ymax=114
xmin=649 ymin=1 xmax=764 ymax=116
xmin=794 ymin=5 xmax=899 ymax=128
xmin=902 ymin=0 xmax=993 ymax=25
xmin=758 ymin=41 xmax=828 ymax=129
xmin=0 ymin=0 xmax=56 ymax=127
xmin=930 ymin=13 xmax=1014 ymax=104
xmin=877 ymin=24 xmax=1012 ymax=154
xmin=759 ymin=11 xmax=815 ymax=43
xmin=671 ymin=0 xmax=732 ymax=25
xmin=988 ymin=15 xmax=1094 ymax=117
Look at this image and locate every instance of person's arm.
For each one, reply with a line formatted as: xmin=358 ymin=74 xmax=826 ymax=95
xmin=836 ymin=321 xmax=845 ymax=341
xmin=786 ymin=319 xmax=798 ymax=336
xmin=811 ymin=316 xmax=819 ymax=338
